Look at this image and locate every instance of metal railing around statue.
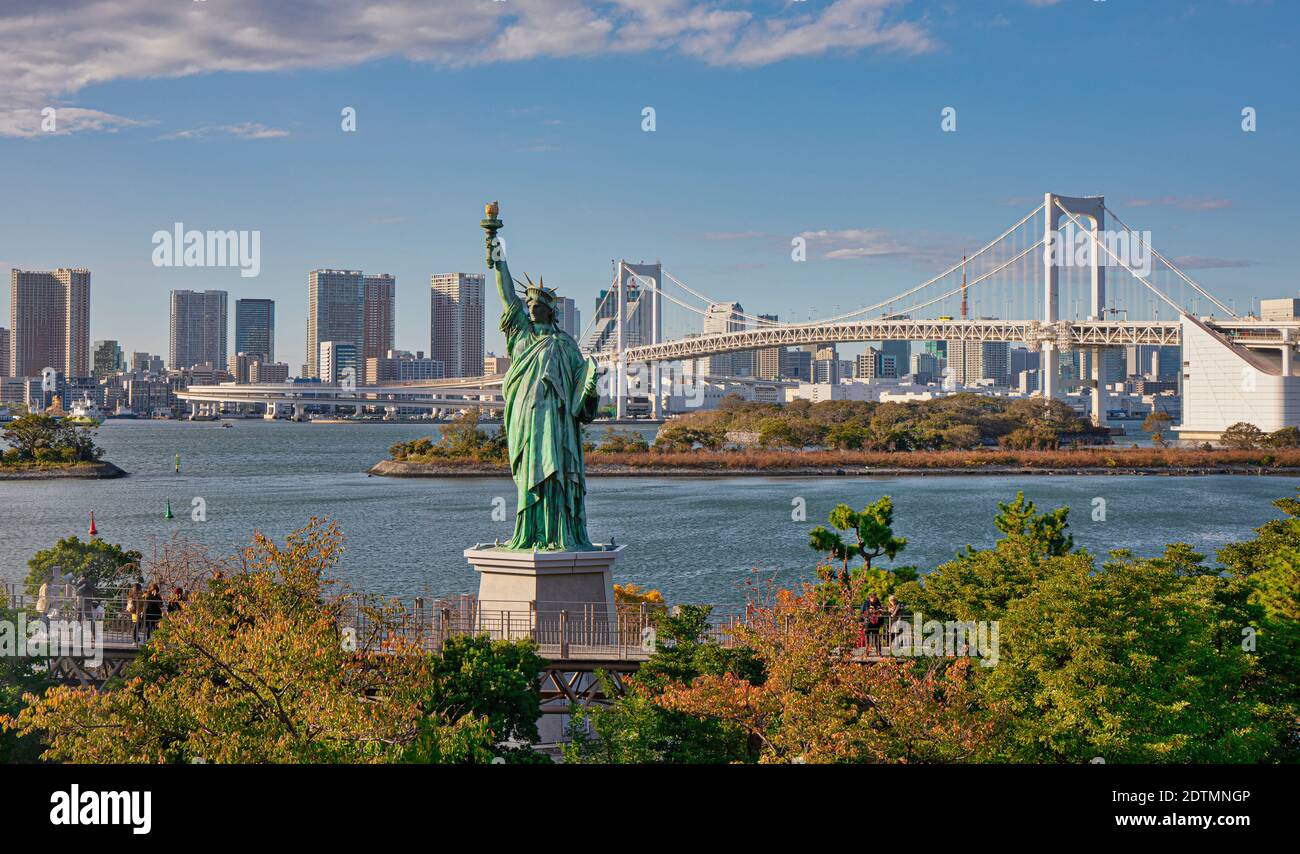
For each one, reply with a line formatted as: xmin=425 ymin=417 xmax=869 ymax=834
xmin=3 ymin=581 xmax=826 ymax=663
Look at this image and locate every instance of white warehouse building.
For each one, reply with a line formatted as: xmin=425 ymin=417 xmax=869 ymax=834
xmin=1177 ymin=315 xmax=1300 ymax=440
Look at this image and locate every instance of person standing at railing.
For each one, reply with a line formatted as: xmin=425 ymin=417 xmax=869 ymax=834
xmin=143 ymin=583 xmax=163 ymax=640
xmin=126 ymin=583 xmax=143 ymax=643
xmin=36 ymin=576 xmax=50 ymax=619
xmin=863 ymin=592 xmax=884 ymax=655
xmin=886 ymin=595 xmax=904 ymax=654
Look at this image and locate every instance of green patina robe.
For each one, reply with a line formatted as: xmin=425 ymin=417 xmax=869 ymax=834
xmin=500 ymin=296 xmax=600 ymax=550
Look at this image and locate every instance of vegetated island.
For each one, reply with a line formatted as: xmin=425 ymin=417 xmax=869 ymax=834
xmin=370 ymin=396 xmax=1300 ymax=478
xmin=0 ymin=414 xmax=127 ymax=480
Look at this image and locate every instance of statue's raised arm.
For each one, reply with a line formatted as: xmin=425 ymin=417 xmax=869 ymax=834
xmin=483 ymin=201 xmax=526 ymax=332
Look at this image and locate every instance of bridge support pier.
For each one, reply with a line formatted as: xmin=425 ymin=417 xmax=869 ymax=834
xmin=1040 ymin=341 xmax=1058 ymax=401
xmin=1089 ymin=346 xmax=1108 ymax=428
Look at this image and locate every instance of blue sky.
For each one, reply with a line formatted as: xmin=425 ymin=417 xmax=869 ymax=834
xmin=1 ymin=0 xmax=1297 ymax=370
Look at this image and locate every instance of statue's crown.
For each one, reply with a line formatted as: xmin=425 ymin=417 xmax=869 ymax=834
xmin=521 ymin=273 xmax=558 ymax=306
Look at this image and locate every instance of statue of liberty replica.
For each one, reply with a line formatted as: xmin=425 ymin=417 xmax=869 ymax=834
xmin=481 ymin=201 xmax=603 ymax=552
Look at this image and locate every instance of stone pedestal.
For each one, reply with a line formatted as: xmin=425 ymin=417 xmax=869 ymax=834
xmin=464 ymin=544 xmax=623 ymax=616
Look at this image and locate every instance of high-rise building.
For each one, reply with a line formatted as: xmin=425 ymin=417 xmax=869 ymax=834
xmin=878 ymin=341 xmax=909 ymax=379
xmin=9 ymin=268 xmax=90 ymax=378
xmin=911 ymin=352 xmax=940 ymax=384
xmin=779 ymin=348 xmax=812 ymax=382
xmin=307 ymin=270 xmax=364 ymax=379
xmin=318 ymin=340 xmax=359 ymax=385
xmin=92 ymin=340 xmax=124 ymax=378
xmin=704 ymin=302 xmax=747 ymax=377
xmin=755 ymin=314 xmax=781 ymax=380
xmin=0 ymin=327 xmax=9 ymax=378
xmin=234 ymin=298 xmax=275 ymax=363
xmin=924 ymin=340 xmax=948 ymax=360
xmin=362 ymin=274 xmax=396 ymax=384
xmin=947 ymin=336 xmax=1010 ymax=386
xmin=170 ymin=290 xmax=228 ymax=371
xmin=555 ymin=296 xmax=581 ymax=340
xmin=855 ymin=348 xmax=880 ymax=380
xmin=430 ymin=273 xmax=485 ymax=378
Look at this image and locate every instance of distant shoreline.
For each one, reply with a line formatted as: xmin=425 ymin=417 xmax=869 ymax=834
xmin=369 ymin=457 xmax=1300 ymax=479
xmin=0 ymin=461 xmax=128 ymax=480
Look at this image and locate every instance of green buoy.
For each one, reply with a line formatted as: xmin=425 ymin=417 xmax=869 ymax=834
xmin=164 ymin=499 xmax=174 ymax=520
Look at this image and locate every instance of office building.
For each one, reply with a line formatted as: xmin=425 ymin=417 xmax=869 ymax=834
xmin=362 ymin=275 xmax=396 ymax=384
xmin=307 ymin=270 xmax=364 ymax=379
xmin=855 ymin=348 xmax=881 ymax=380
xmin=170 ymin=289 xmax=228 ymax=371
xmin=9 ymin=268 xmax=90 ymax=378
xmin=779 ymin=348 xmax=813 ymax=382
xmin=755 ymin=314 xmax=781 ymax=380
xmin=0 ymin=327 xmax=9 ymax=378
xmin=704 ymin=302 xmax=748 ymax=377
xmin=430 ymin=272 xmax=485 ymax=378
xmin=484 ymin=353 xmax=512 ymax=375
xmin=92 ymin=340 xmax=124 ymax=378
xmin=367 ymin=350 xmax=444 ymax=384
xmin=911 ymin=352 xmax=940 ymax=385
xmin=878 ymin=341 xmax=909 ymax=379
xmin=234 ymin=298 xmax=275 ymax=363
xmin=319 ymin=340 xmax=359 ymax=385
xmin=250 ymin=361 xmax=289 ymax=384
xmin=555 ymin=296 xmax=580 ymax=340
xmin=947 ymin=336 xmax=1010 ymax=386
xmin=229 ymin=352 xmax=258 ymax=384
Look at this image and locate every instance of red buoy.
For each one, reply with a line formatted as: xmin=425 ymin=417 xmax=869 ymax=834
xmin=88 ymin=510 xmax=98 ymax=537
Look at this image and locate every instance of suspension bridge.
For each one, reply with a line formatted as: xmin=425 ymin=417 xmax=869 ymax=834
xmin=576 ymin=192 xmax=1299 ymax=438
xmin=181 ymin=193 xmax=1300 ymax=439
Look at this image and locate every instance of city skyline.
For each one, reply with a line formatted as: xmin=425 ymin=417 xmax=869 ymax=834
xmin=1 ymin=1 xmax=1296 ymax=372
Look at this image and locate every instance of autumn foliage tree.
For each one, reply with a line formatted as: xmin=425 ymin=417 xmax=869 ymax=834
xmin=656 ymin=586 xmax=993 ymax=763
xmin=6 ymin=519 xmax=542 ymax=763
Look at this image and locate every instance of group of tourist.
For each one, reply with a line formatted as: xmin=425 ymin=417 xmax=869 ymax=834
xmin=125 ymin=583 xmax=189 ymax=642
xmin=860 ymin=592 xmax=904 ymax=655
xmin=34 ymin=570 xmax=104 ymax=626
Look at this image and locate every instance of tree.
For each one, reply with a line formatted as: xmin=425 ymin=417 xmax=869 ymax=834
xmin=565 ymin=605 xmax=761 ymax=764
xmin=1142 ymin=411 xmax=1172 ymax=447
xmin=981 ymin=548 xmax=1283 ymax=763
xmin=1266 ymin=426 xmax=1300 ymax=449
xmin=420 ymin=634 xmax=546 ymax=754
xmin=655 ymin=588 xmax=993 ymax=763
xmin=0 ymin=601 xmax=53 ymax=763
xmin=24 ymin=535 xmax=142 ymax=596
xmin=809 ymin=497 xmax=907 ymax=587
xmin=902 ymin=492 xmax=1075 ymax=623
xmin=1221 ymin=421 xmax=1264 ymax=450
xmin=1 ymin=414 xmax=101 ymax=465
xmin=6 ymin=520 xmax=537 ymax=763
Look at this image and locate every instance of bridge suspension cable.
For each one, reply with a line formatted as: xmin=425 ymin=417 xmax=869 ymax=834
xmin=1052 ymin=199 xmax=1187 ymax=319
xmin=1100 ymin=202 xmax=1235 ymax=317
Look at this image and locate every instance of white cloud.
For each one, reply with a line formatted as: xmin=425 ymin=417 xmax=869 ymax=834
xmin=0 ymin=0 xmax=936 ymax=137
xmin=0 ymin=107 xmax=152 ymax=139
xmin=1171 ymin=256 xmax=1258 ymax=269
xmin=158 ymin=122 xmax=290 ymax=141
xmin=1126 ymin=196 xmax=1233 ymax=212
